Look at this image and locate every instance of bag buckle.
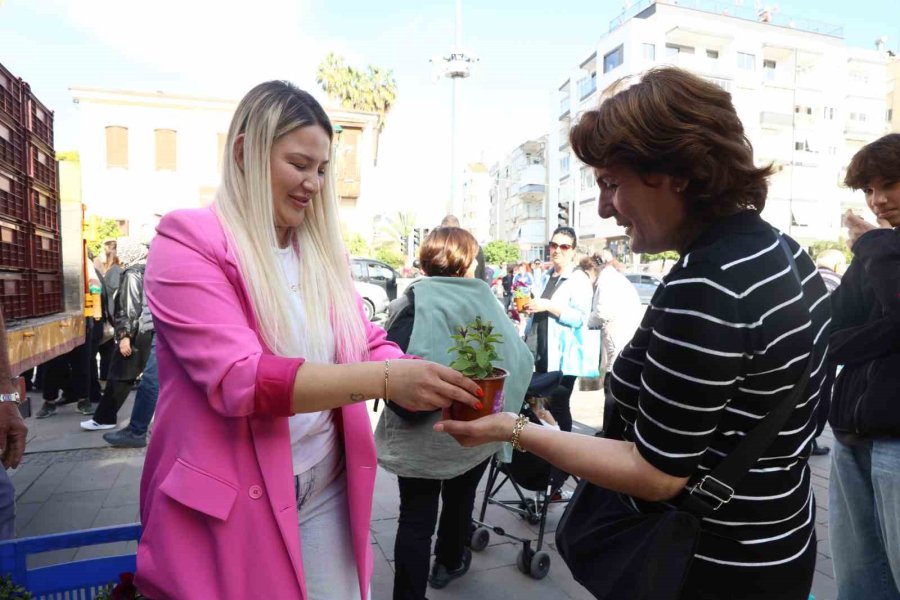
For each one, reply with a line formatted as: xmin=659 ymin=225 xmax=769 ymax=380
xmin=690 ymin=475 xmax=734 ymax=510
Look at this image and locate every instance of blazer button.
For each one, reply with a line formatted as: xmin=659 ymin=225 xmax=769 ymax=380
xmin=248 ymin=485 xmax=263 ymax=499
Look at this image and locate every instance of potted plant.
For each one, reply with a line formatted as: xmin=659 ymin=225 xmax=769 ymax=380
xmin=448 ymin=316 xmax=508 ymax=421
xmin=512 ymin=287 xmax=531 ymax=312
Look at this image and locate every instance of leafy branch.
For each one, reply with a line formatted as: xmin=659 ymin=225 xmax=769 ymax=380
xmin=448 ymin=316 xmax=503 ymax=379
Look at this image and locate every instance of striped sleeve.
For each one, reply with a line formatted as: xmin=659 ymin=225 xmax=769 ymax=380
xmin=634 ymin=262 xmax=745 ymax=477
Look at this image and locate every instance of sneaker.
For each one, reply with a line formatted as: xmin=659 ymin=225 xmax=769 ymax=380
xmin=103 ymin=429 xmax=147 ymax=448
xmin=80 ymin=419 xmax=116 ymax=431
xmin=35 ymin=402 xmax=57 ymax=419
xmin=76 ymin=399 xmax=94 ymax=415
xmin=428 ymin=548 xmax=472 ymax=589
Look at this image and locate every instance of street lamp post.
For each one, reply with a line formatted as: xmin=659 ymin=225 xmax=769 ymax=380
xmin=432 ymin=0 xmax=478 ymax=217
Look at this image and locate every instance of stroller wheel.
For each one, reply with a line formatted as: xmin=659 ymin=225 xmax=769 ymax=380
xmin=516 ymin=548 xmax=531 ymax=575
xmin=529 ymin=551 xmax=551 ymax=579
xmin=470 ymin=527 xmax=490 ymax=552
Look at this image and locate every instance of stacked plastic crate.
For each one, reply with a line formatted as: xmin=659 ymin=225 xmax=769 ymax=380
xmin=0 ymin=61 xmax=61 ymax=321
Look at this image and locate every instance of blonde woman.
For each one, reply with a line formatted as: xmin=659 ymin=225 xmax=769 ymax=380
xmin=135 ymin=81 xmax=482 ymax=600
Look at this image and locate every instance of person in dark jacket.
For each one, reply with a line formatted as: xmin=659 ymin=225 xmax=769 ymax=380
xmin=827 ymin=133 xmax=900 ymax=600
xmin=81 ymin=239 xmax=153 ymax=431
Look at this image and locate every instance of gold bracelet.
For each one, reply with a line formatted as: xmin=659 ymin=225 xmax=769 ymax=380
xmin=383 ymin=360 xmax=391 ymax=402
xmin=510 ymin=414 xmax=529 ymax=452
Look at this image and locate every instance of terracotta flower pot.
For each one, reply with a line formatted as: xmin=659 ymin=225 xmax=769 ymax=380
xmin=450 ymin=368 xmax=509 ymax=422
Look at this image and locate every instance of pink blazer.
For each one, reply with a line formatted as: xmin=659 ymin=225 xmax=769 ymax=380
xmin=135 ymin=207 xmax=404 ymax=599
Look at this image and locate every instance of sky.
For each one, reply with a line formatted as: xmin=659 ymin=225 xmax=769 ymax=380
xmin=1 ymin=0 xmax=898 ymax=222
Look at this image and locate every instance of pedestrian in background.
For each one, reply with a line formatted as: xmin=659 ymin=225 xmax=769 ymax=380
xmin=81 ymin=238 xmax=151 ymax=431
xmin=376 ymin=227 xmax=533 ymax=599
xmin=826 ymin=133 xmax=900 ymax=600
xmin=526 ymin=225 xmax=600 ymax=433
xmin=103 ymin=297 xmax=157 ymax=448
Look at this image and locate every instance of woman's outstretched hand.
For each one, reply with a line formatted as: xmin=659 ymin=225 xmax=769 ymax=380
xmin=434 ymin=411 xmax=519 ymax=447
xmin=388 ymin=359 xmax=484 ymax=413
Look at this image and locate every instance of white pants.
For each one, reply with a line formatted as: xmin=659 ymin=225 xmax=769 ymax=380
xmin=296 ymin=449 xmax=369 ymax=600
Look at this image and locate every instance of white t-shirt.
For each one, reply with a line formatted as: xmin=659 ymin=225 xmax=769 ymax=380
xmin=274 ymin=246 xmax=338 ymax=475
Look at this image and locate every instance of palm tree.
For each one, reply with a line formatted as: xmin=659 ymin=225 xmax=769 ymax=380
xmin=380 ymin=211 xmax=417 ymax=264
xmin=316 ymin=53 xmax=397 ymax=133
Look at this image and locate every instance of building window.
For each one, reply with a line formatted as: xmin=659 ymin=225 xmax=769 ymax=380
xmin=823 ymin=107 xmax=835 ymax=120
xmin=666 ymin=43 xmax=694 ymax=56
xmin=887 ymin=108 xmax=893 ymax=122
xmin=105 ymin=126 xmax=129 ymax=169
xmin=763 ymin=59 xmax=776 ymax=80
xmin=706 ymin=49 xmax=719 ymax=59
xmin=642 ymin=43 xmax=655 ymax=60
xmin=603 ymin=46 xmax=624 ymax=73
xmin=577 ymin=72 xmax=597 ymax=100
xmin=155 ymin=129 xmax=177 ymax=171
xmin=559 ymin=155 xmax=570 ymax=178
xmin=580 ymin=166 xmax=596 ymax=193
xmin=737 ymin=52 xmax=755 ymax=70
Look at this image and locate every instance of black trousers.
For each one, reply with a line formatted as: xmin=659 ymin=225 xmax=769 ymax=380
xmin=92 ymin=380 xmax=132 ymax=425
xmin=548 ymin=375 xmax=576 ymax=433
xmin=41 ymin=318 xmax=94 ymax=402
xmin=99 ymin=339 xmax=115 ymax=381
xmin=393 ymin=459 xmax=489 ymax=600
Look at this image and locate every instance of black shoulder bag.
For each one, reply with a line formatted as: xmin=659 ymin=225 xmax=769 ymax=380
xmin=555 ymin=235 xmax=814 ymax=600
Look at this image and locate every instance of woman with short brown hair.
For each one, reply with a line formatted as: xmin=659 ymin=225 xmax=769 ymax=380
xmin=418 ymin=226 xmax=480 ymax=278
xmin=376 ymin=226 xmax=534 ymax=600
xmin=437 ymin=67 xmax=831 ymax=600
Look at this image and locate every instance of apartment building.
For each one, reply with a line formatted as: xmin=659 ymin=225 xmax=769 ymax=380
xmin=70 ymin=87 xmax=379 ymax=239
xmin=461 ymin=162 xmax=492 ymax=242
xmin=549 ymin=0 xmax=892 ymax=256
xmin=489 ymin=137 xmax=548 ymax=261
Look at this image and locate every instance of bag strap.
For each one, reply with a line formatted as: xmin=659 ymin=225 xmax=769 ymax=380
xmin=681 ymin=233 xmax=814 ymax=517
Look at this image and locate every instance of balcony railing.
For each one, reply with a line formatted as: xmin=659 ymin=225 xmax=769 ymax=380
xmin=760 ymin=111 xmax=794 ymax=127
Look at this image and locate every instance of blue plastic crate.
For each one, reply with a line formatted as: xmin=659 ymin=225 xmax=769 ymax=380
xmin=0 ymin=523 xmax=141 ymax=598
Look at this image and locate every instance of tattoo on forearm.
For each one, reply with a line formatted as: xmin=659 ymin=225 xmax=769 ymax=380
xmin=350 ymin=393 xmax=366 ymax=403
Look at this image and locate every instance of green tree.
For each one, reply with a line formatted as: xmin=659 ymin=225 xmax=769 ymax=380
xmin=641 ymin=250 xmax=680 ymax=263
xmin=343 ymin=232 xmax=371 ymax=257
xmin=374 ymin=243 xmax=404 ymax=270
xmin=808 ymin=239 xmax=852 ymax=265
xmin=483 ymin=240 xmax=520 ymax=265
xmin=316 ymin=52 xmax=398 ymax=132
xmin=84 ymin=216 xmax=122 ymax=256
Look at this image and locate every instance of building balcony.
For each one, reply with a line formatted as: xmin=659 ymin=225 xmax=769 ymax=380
xmin=760 ymin=111 xmax=794 ymax=128
xmin=510 ymin=183 xmax=546 ymax=200
xmin=844 ymin=122 xmax=888 ymax=140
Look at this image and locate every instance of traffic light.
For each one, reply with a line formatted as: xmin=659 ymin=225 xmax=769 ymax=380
xmin=400 ymin=233 xmax=408 ymax=256
xmin=557 ymin=201 xmax=570 ymax=226
xmin=413 ymin=228 xmax=421 ymax=249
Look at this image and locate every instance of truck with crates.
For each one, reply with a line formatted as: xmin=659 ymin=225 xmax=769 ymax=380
xmin=1 ymin=60 xmax=88 ymax=416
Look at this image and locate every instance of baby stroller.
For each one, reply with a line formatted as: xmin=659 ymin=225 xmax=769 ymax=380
xmin=469 ymin=371 xmax=573 ymax=580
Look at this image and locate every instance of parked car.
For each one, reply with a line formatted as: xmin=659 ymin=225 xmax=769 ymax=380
xmin=351 ymin=258 xmax=400 ymax=300
xmin=624 ymin=272 xmax=663 ymax=304
xmin=353 ymin=280 xmax=390 ymax=321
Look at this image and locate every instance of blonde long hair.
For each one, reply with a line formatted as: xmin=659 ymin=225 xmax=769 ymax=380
xmin=215 ymin=81 xmax=367 ymax=363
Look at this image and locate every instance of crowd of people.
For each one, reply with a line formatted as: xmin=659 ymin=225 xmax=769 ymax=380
xmin=0 ymin=67 xmax=896 ymax=600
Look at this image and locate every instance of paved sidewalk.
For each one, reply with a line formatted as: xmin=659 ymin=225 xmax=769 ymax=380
xmin=9 ymin=386 xmax=837 ymax=599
